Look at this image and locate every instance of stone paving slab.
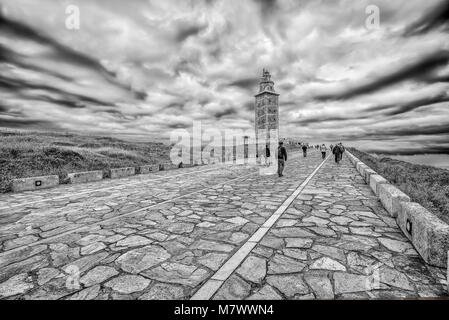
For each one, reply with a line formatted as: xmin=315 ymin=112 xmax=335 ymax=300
xmin=210 ymin=154 xmax=448 ymax=300
xmin=0 ymin=152 xmax=322 ymax=299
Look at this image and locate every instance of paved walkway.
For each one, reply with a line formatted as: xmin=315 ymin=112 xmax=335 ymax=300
xmin=0 ymin=151 xmax=446 ymax=299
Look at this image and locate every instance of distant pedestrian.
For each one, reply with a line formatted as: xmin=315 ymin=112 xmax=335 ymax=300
xmin=277 ymin=141 xmax=288 ymax=177
xmin=302 ymin=144 xmax=307 ymax=157
xmin=265 ymin=144 xmax=271 ymax=166
xmin=320 ymin=144 xmax=327 ymax=159
xmin=332 ymin=142 xmax=345 ymax=163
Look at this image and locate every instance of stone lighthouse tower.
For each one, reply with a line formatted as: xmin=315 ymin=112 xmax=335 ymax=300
xmin=255 ymin=69 xmax=279 ymax=158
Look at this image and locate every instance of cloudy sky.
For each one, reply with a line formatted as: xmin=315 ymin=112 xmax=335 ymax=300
xmin=0 ymin=0 xmax=448 ymax=154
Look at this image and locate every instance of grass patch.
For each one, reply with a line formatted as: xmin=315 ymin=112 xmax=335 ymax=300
xmin=349 ymin=148 xmax=449 ymax=224
xmin=0 ymin=130 xmax=171 ymax=193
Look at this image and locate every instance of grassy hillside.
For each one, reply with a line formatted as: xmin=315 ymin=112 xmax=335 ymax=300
xmin=349 ymin=148 xmax=449 ymax=224
xmin=0 ymin=130 xmax=171 ymax=193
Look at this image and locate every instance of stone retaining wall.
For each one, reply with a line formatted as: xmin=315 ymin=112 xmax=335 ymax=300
xmin=67 ymin=171 xmax=103 ymax=184
xmin=138 ymin=165 xmax=160 ymax=174
xmin=109 ymin=167 xmax=136 ymax=179
xmin=346 ymin=150 xmax=449 ymax=269
xmin=11 ymin=175 xmax=59 ymax=192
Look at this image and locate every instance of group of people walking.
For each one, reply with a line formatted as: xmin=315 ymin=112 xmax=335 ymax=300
xmin=273 ymin=141 xmax=345 ymax=177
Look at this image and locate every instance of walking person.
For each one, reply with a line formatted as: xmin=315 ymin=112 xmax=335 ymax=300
xmin=277 ymin=141 xmax=288 ymax=177
xmin=320 ymin=144 xmax=327 ymax=160
xmin=302 ymin=144 xmax=307 ymax=157
xmin=265 ymin=144 xmax=271 ymax=166
xmin=332 ymin=142 xmax=344 ymax=164
xmin=337 ymin=142 xmax=345 ymax=162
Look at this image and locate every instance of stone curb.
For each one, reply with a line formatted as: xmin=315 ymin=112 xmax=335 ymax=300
xmin=397 ymin=202 xmax=449 ymax=267
xmin=346 ymin=150 xmax=449 ymax=269
xmin=11 ymin=175 xmax=59 ymax=192
xmin=67 ymin=171 xmax=103 ymax=184
xmin=378 ymin=183 xmax=410 ymax=218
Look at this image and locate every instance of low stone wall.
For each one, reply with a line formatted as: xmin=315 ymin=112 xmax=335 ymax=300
xmin=160 ymin=162 xmax=179 ymax=171
xmin=346 ymin=150 xmax=449 ymax=269
xmin=138 ymin=165 xmax=160 ymax=174
xmin=11 ymin=175 xmax=59 ymax=192
xmin=67 ymin=171 xmax=103 ymax=184
xmin=397 ymin=202 xmax=449 ymax=267
xmin=377 ymin=183 xmax=410 ymax=218
xmin=109 ymin=167 xmax=135 ymax=179
xmin=369 ymin=174 xmax=388 ymax=196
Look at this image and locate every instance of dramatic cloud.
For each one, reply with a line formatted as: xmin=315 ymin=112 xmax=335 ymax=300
xmin=0 ymin=0 xmax=448 ymax=154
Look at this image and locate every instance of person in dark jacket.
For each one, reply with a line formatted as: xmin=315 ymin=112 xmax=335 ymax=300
xmin=332 ymin=143 xmax=345 ymax=163
xmin=302 ymin=144 xmax=307 ymax=157
xmin=265 ymin=145 xmax=271 ymax=166
xmin=277 ymin=141 xmax=288 ymax=177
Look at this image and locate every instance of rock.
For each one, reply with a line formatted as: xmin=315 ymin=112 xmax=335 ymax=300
xmin=335 ymin=235 xmax=378 ymax=251
xmin=271 ymin=227 xmax=316 ymax=238
xmin=330 ymin=216 xmax=354 ymax=225
xmin=303 ymin=216 xmax=329 ymax=225
xmin=310 ymin=257 xmax=346 ymax=271
xmin=81 ymin=242 xmax=106 ymax=255
xmin=142 ymin=262 xmax=209 ymax=287
xmin=276 ymin=219 xmax=297 ymax=227
xmin=139 ymin=283 xmax=185 ymax=300
xmin=285 ymin=238 xmax=313 ymax=249
xmin=260 ymin=236 xmax=284 ymax=249
xmin=197 ymin=222 xmax=215 ymax=228
xmin=116 ymin=236 xmax=153 ymax=247
xmin=105 ymin=275 xmax=151 ymax=294
xmin=80 ymin=266 xmax=119 ymax=286
xmin=64 ymin=252 xmax=109 ymax=273
xmin=309 ymin=227 xmax=336 ymax=237
xmin=304 ymin=273 xmax=334 ymax=299
xmin=282 ymin=249 xmax=307 ymax=260
xmin=378 ymin=238 xmax=414 ymax=254
xmin=197 ymin=253 xmax=228 ymax=271
xmin=350 ymin=227 xmax=380 ymax=237
xmin=4 ymin=251 xmax=49 ymax=280
xmin=0 ymin=273 xmax=33 ymax=298
xmin=166 ymin=222 xmax=195 ymax=234
xmin=311 ymin=245 xmax=346 ymax=262
xmin=268 ymin=254 xmax=306 ymax=274
xmin=229 ymin=232 xmax=248 ymax=244
xmin=68 ymin=285 xmax=100 ymax=300
xmin=3 ymin=235 xmax=39 ymax=250
xmin=247 ymin=285 xmax=282 ymax=300
xmin=194 ymin=240 xmax=234 ymax=252
xmin=333 ymin=272 xmax=372 ymax=294
xmin=237 ymin=256 xmax=266 ymax=284
xmin=37 ymin=268 xmax=62 ymax=286
xmin=347 ymin=252 xmax=377 ymax=273
xmin=266 ymin=274 xmax=309 ymax=298
xmin=379 ymin=266 xmax=414 ymax=291
xmin=225 ymin=217 xmax=249 ymax=225
xmin=0 ymin=244 xmax=47 ymax=269
xmin=50 ymin=243 xmax=80 ymax=266
xmin=213 ymin=275 xmax=251 ymax=300
xmin=116 ymin=246 xmax=170 ymax=273
xmin=67 ymin=285 xmax=100 ymax=300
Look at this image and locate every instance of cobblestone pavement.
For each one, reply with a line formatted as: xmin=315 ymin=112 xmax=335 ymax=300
xmin=212 ymin=154 xmax=448 ymax=300
xmin=0 ymin=152 xmax=316 ymax=299
xmin=0 ymin=152 xmax=446 ymax=300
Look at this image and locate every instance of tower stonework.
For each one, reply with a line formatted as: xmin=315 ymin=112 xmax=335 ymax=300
xmin=255 ymin=69 xmax=279 ymax=156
